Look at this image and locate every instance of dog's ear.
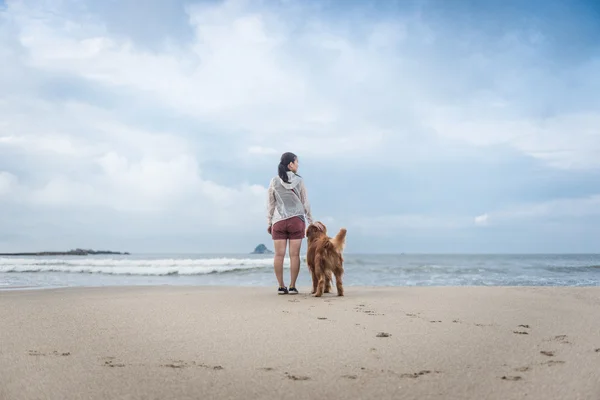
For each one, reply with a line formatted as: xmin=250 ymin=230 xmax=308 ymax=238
xmin=313 ymin=221 xmax=326 ymax=233
xmin=307 ymin=222 xmax=325 ymax=237
xmin=306 ymin=224 xmax=317 ymax=237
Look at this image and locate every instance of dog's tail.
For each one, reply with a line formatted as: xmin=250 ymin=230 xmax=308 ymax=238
xmin=315 ymin=239 xmax=343 ymax=273
xmin=331 ymin=228 xmax=347 ymax=251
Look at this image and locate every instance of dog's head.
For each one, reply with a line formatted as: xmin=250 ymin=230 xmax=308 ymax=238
xmin=306 ymin=221 xmax=327 ymax=239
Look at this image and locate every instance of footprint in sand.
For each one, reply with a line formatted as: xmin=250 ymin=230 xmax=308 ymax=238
xmin=161 ymin=360 xmax=223 ymax=370
xmin=399 ymin=370 xmax=439 ymax=379
xmin=102 ymin=357 xmax=126 ymax=368
xmin=376 ymin=332 xmax=392 ymax=338
xmin=552 ymin=335 xmax=570 ymax=344
xmin=317 ymin=317 xmax=328 ymax=320
xmin=518 ymin=324 xmax=531 ymax=329
xmin=284 ymin=372 xmax=310 ymax=381
xmin=429 ymin=320 xmax=442 ymax=323
xmin=161 ymin=360 xmax=189 ymax=369
xmin=514 ymin=366 xmax=531 ymax=372
xmin=353 ymin=307 xmax=384 ymax=316
xmin=501 ymin=376 xmax=522 ymax=381
xmin=540 ymin=351 xmax=555 ymax=357
xmin=260 ymin=367 xmax=275 ymax=371
xmin=341 ymin=374 xmax=358 ymax=380
xmin=595 ymin=348 xmax=600 ymax=353
xmin=542 ymin=360 xmax=565 ymax=366
xmin=28 ymin=350 xmax=71 ymax=357
xmin=513 ymin=331 xmax=529 ymax=335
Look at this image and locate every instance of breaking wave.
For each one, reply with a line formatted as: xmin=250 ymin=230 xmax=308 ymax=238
xmin=0 ymin=257 xmax=277 ymax=276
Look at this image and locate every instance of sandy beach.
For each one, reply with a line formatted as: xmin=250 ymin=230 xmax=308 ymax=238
xmin=1 ymin=285 xmax=599 ymax=400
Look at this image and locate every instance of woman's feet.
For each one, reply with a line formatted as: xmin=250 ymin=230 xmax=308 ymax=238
xmin=277 ymin=286 xmax=299 ymax=295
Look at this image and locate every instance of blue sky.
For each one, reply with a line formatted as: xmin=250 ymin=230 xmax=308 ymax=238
xmin=0 ymin=0 xmax=599 ymax=253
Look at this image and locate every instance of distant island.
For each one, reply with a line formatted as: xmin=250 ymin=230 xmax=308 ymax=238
xmin=251 ymin=244 xmax=273 ymax=254
xmin=0 ymin=248 xmax=130 ymax=256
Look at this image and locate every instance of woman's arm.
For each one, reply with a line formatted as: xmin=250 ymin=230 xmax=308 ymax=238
xmin=266 ymin=179 xmax=276 ymax=227
xmin=299 ymin=180 xmax=313 ymax=225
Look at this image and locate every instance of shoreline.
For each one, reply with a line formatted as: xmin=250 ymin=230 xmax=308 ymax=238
xmin=2 ymin=282 xmax=600 ymax=292
xmin=2 ymin=286 xmax=599 ymax=400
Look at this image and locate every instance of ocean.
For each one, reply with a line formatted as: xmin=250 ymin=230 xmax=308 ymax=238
xmin=1 ymin=253 xmax=600 ymax=290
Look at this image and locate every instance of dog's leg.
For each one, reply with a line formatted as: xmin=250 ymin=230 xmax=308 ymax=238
xmin=324 ymin=271 xmax=332 ymax=293
xmin=315 ymin=272 xmax=324 ymax=297
xmin=315 ymin=275 xmax=326 ymax=297
xmin=334 ymin=269 xmax=344 ymax=296
xmin=310 ymin=267 xmax=318 ymax=294
xmin=314 ymin=254 xmax=324 ymax=297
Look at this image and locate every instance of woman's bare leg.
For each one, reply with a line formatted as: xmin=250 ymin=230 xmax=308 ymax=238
xmin=273 ymin=239 xmax=288 ymax=287
xmin=288 ymin=239 xmax=302 ymax=288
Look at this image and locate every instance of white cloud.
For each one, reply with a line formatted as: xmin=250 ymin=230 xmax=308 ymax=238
xmin=426 ymin=109 xmax=600 ymax=169
xmin=350 ymin=214 xmax=471 ymax=236
xmin=0 ymin=133 xmax=91 ymax=157
xmin=475 ymin=195 xmax=600 ymax=226
xmin=474 ymin=214 xmax=489 ymax=226
xmin=248 ymin=145 xmax=278 ymax=156
xmin=18 ymin=147 xmax=268 ymax=219
xmin=0 ymin=172 xmax=18 ymax=197
xmin=0 ymin=97 xmax=266 ymax=224
xmin=349 ymin=193 xmax=600 ymax=235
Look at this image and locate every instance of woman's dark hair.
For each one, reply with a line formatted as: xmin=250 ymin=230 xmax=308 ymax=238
xmin=278 ymin=152 xmax=297 ymax=183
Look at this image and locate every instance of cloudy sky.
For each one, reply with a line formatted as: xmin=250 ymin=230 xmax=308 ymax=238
xmin=1 ymin=0 xmax=599 ymax=254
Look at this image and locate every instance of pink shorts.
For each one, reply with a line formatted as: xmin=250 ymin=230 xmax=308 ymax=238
xmin=272 ymin=217 xmax=306 ymax=240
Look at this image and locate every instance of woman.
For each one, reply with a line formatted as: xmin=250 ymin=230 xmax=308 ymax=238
xmin=266 ymin=152 xmax=314 ymax=295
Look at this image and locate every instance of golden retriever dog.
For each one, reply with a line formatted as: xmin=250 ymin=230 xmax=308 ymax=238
xmin=306 ymin=221 xmax=347 ymax=297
